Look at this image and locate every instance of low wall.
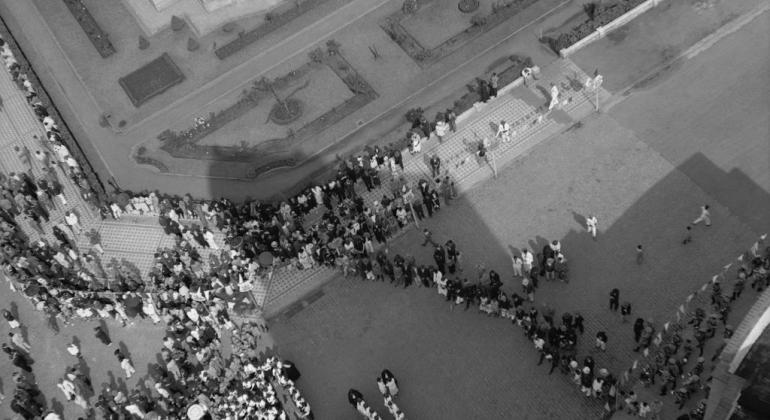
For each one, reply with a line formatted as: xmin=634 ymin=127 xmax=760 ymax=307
xmin=559 ymin=0 xmax=665 ymax=58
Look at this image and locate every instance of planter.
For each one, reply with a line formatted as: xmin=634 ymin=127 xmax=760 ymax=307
xmin=269 ymin=98 xmax=303 ymax=125
xmin=458 ymin=0 xmax=480 ymax=13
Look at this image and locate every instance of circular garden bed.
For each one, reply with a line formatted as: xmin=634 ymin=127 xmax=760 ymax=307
xmin=269 ymin=98 xmax=303 ymax=125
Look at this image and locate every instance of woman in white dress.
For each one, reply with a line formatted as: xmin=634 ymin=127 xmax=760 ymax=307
xmin=434 ymin=269 xmax=447 ymax=297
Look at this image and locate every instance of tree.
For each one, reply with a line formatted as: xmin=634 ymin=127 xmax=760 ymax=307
xmin=171 ymin=15 xmax=186 ymax=31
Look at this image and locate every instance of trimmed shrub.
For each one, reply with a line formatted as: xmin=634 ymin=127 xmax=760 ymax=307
xmin=171 ymin=15 xmax=186 ymax=31
xmin=187 ymin=37 xmax=200 ymax=51
xmin=138 ymin=36 xmax=150 ymax=50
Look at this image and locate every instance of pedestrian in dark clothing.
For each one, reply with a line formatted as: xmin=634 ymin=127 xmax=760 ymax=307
xmin=433 ymin=245 xmax=446 ymax=273
xmin=412 ymin=198 xmax=425 ymax=219
xmin=682 ymin=226 xmax=693 ymax=244
xmin=421 ymin=229 xmax=438 ymax=247
xmin=429 ymin=155 xmax=441 ymax=178
xmin=94 ymin=325 xmax=112 ymax=346
xmin=446 ymin=240 xmax=460 ymax=274
xmin=620 ymin=301 xmax=631 ymax=323
xmin=572 ymin=313 xmax=584 ymax=334
xmin=633 ymin=318 xmax=645 ymax=342
xmin=636 ymin=245 xmax=644 ymax=264
xmin=445 ymin=109 xmax=457 ymax=132
xmin=609 ymin=288 xmax=620 ymax=311
xmin=479 ymin=79 xmax=490 ymax=102
xmin=393 ymin=149 xmax=404 ymax=171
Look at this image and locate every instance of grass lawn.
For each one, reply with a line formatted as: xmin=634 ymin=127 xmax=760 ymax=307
xmin=401 ymin=0 xmax=497 ymax=49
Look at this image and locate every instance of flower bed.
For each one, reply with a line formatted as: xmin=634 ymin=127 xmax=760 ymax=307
xmin=382 ymin=0 xmax=539 ymax=67
xmin=543 ymin=0 xmax=645 ymax=54
xmin=215 ymin=0 xmax=352 ymax=60
xmin=155 ymin=45 xmax=377 ymax=173
xmin=61 ymin=0 xmax=116 ymax=58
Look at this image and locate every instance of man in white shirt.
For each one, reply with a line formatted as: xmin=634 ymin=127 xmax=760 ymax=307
xmin=64 ymin=211 xmax=81 ymax=234
xmin=521 ymin=248 xmax=534 ymax=274
xmin=586 ymin=215 xmax=598 ymax=240
xmin=692 ymin=204 xmax=711 ymax=226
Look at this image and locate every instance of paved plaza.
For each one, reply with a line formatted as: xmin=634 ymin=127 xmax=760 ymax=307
xmin=0 ymin=0 xmax=768 ymax=419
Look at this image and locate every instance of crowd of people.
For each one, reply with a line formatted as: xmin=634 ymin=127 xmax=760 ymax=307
xmin=0 ymin=22 xmax=767 ymax=420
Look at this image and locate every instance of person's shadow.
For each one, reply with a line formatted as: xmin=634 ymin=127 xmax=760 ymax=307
xmin=49 ymin=398 xmax=65 ymax=416
xmin=572 ymin=211 xmax=586 ymax=228
xmin=507 ymin=244 xmax=521 ymax=258
xmin=535 ymin=84 xmax=552 ymax=107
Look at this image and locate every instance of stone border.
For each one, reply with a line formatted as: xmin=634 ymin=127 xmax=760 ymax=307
xmin=118 ymin=53 xmax=186 ymax=108
xmin=381 ymin=0 xmax=539 ymax=67
xmin=559 ymin=0 xmax=665 ymax=58
xmin=214 ymin=0 xmax=353 ymax=60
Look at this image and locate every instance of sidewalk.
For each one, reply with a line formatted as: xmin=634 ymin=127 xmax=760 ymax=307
xmin=262 ymin=57 xmax=611 ymax=314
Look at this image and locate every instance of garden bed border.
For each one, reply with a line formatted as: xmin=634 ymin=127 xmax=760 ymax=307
xmin=559 ymin=0 xmax=665 ymax=58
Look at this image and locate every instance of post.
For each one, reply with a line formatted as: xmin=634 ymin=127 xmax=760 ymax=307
xmin=488 ymin=150 xmax=497 ymax=178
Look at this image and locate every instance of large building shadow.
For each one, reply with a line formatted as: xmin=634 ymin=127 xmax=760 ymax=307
xmin=264 ymin=146 xmax=769 ymax=419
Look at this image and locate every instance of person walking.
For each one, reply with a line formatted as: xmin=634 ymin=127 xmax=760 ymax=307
xmin=434 ymin=116 xmax=449 ymax=143
xmin=521 ymin=248 xmax=534 ymax=275
xmin=445 ymin=108 xmax=457 ymax=132
xmin=421 ymin=229 xmax=438 ymax=247
xmin=64 ymin=211 xmax=82 ymax=235
xmin=115 ymin=350 xmax=136 ymax=378
xmin=682 ymin=226 xmax=693 ymax=245
xmin=429 ymin=154 xmax=441 ymax=179
xmin=511 ymin=254 xmax=523 ymax=277
xmin=595 ymin=331 xmax=608 ymax=351
xmin=692 ymin=204 xmax=711 ymax=227
xmin=85 ymin=228 xmax=105 ymax=255
xmin=9 ymin=332 xmax=32 ymax=353
xmin=3 ymin=310 xmax=20 ymax=329
xmin=636 ymin=245 xmax=644 ymax=264
xmin=586 ymin=215 xmax=598 ymax=240
xmin=489 ymin=72 xmax=499 ymax=98
xmin=66 ymin=341 xmax=83 ymax=359
xmin=609 ymin=288 xmax=620 ymax=312
xmin=620 ymin=301 xmax=632 ymax=323
xmin=94 ymin=325 xmax=112 ymax=346
xmin=496 ymin=120 xmax=511 ymax=143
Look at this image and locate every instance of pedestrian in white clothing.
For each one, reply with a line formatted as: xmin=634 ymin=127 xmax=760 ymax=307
xmin=110 ymin=202 xmax=123 ymax=219
xmin=692 ymin=205 xmax=711 ymax=227
xmin=203 ymin=229 xmax=219 ymax=250
xmin=64 ymin=211 xmax=81 ymax=235
xmin=586 ymin=215 xmax=598 ymax=240
xmin=511 ymin=254 xmax=523 ymax=277
xmin=66 ymin=342 xmax=82 ymax=359
xmin=521 ymin=248 xmax=534 ymax=274
xmin=496 ymin=120 xmax=512 ymax=143
xmin=9 ymin=332 xmax=31 ymax=353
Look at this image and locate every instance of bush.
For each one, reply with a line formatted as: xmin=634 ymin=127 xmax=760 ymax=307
xmin=402 ymin=0 xmax=418 ymax=14
xmin=138 ymin=36 xmax=149 ymax=50
xmin=326 ymin=39 xmax=341 ymax=55
xmin=264 ymin=12 xmax=275 ymax=22
xmin=187 ymin=37 xmax=200 ymax=51
xmin=308 ymin=47 xmax=324 ymax=63
xmin=583 ymin=2 xmax=597 ymax=20
xmin=171 ymin=15 xmax=186 ymax=31
xmin=470 ymin=14 xmax=487 ymax=27
xmin=404 ymin=107 xmax=424 ymax=124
